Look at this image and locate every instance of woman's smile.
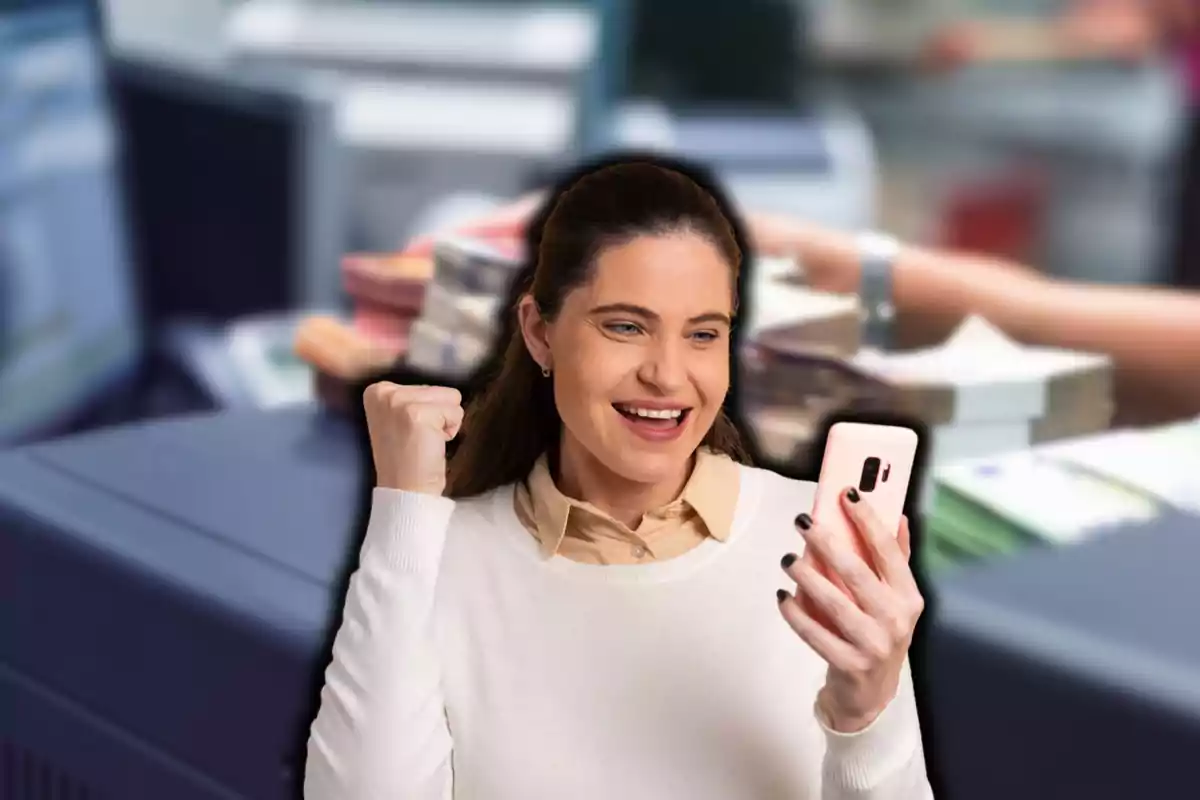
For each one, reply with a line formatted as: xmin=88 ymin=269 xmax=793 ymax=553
xmin=613 ymin=402 xmax=693 ymax=442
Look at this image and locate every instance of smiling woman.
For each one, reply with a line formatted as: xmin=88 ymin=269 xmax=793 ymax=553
xmin=306 ymin=155 xmax=934 ymax=800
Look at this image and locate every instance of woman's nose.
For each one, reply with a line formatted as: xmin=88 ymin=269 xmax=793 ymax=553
xmin=638 ymin=338 xmax=688 ymax=392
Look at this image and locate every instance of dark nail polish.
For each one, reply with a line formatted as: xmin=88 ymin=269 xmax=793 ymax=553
xmin=776 ymin=589 xmax=789 ymax=604
xmin=781 ymin=553 xmax=797 ymax=569
xmin=795 ymin=513 xmax=813 ymax=530
xmin=847 ymin=488 xmax=860 ymax=503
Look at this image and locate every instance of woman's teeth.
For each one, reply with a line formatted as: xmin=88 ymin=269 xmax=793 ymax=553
xmin=617 ymin=405 xmax=683 ymax=420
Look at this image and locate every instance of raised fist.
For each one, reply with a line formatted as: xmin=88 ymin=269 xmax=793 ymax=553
xmin=363 ymin=383 xmax=464 ymax=495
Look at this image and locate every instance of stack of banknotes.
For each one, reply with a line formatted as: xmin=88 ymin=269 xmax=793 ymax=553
xmin=405 ymin=236 xmax=524 ymax=378
xmin=292 ymin=252 xmax=432 ymax=408
xmin=292 ymin=235 xmax=526 ymax=411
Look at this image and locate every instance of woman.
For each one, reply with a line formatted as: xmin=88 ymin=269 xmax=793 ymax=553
xmin=306 ymin=159 xmax=932 ymax=798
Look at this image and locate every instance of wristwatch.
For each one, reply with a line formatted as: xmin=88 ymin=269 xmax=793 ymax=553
xmin=856 ymin=231 xmax=902 ymax=351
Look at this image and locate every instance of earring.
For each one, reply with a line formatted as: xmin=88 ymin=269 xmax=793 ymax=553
xmin=541 ymin=365 xmax=552 ymax=378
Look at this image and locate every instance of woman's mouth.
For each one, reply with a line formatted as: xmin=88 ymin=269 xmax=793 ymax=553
xmin=613 ymin=404 xmax=692 ymax=441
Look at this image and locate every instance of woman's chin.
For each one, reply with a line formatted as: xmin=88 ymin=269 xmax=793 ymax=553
xmin=604 ymin=449 xmax=694 ymax=487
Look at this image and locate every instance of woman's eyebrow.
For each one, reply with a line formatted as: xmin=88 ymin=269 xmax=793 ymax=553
xmin=588 ymin=303 xmax=731 ymax=326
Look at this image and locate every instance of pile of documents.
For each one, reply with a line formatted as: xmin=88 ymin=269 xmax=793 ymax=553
xmin=292 ymin=252 xmax=432 ymax=409
xmin=404 ymin=236 xmax=523 ymax=378
xmin=923 ymin=417 xmax=1200 ymax=574
xmin=742 ymin=258 xmax=878 ymax=463
xmin=291 ymin=234 xmax=525 ymax=412
xmin=854 ymin=315 xmax=1114 ymax=465
xmin=342 ymin=252 xmax=432 ymax=351
xmin=740 ymin=270 xmax=1115 ymax=473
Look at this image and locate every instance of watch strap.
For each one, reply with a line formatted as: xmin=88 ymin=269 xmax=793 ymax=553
xmin=857 ymin=231 xmax=900 ymax=350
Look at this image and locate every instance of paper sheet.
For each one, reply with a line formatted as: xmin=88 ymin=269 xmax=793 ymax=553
xmin=855 ymin=315 xmax=1108 ymax=384
xmin=936 ymin=450 xmax=1161 ymax=545
xmin=1040 ymin=421 xmax=1200 ymax=516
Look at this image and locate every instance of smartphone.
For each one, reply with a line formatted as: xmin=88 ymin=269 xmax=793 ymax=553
xmin=803 ymin=423 xmax=918 ymax=619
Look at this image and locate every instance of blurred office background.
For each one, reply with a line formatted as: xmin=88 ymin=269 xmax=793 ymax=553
xmin=3 ymin=0 xmax=1186 ymax=438
xmin=3 ymin=0 xmax=1199 ymax=798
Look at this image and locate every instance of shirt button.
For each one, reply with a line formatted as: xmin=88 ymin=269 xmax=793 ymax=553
xmin=632 ymin=545 xmax=648 ymax=559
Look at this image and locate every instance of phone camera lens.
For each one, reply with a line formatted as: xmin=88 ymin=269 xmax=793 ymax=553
xmin=860 ymin=457 xmax=881 ymax=493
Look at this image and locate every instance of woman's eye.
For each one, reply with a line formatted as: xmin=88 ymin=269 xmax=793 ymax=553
xmin=605 ymin=322 xmax=642 ymax=336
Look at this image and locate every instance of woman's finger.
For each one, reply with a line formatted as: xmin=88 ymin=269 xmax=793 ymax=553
xmin=777 ymin=590 xmax=866 ymax=673
xmin=786 ymin=556 xmax=885 ymax=654
xmin=794 ymin=515 xmax=892 ymax=621
xmin=841 ymin=490 xmax=917 ymax=593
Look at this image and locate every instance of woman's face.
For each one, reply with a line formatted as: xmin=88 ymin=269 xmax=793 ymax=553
xmin=521 ymin=231 xmax=734 ymax=485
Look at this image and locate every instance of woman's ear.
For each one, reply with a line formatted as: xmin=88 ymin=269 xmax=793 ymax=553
xmin=517 ymin=295 xmax=552 ymax=372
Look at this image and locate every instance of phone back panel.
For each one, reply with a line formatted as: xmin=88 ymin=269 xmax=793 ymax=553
xmin=811 ymin=422 xmax=919 ymax=546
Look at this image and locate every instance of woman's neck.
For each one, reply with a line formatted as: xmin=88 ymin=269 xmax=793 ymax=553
xmin=555 ymin=436 xmax=693 ymax=529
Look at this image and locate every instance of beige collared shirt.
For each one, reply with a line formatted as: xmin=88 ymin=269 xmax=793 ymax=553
xmin=513 ymin=449 xmax=742 ymax=564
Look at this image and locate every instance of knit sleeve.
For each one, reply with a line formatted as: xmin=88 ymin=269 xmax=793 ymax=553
xmin=305 ymin=488 xmax=457 ymax=800
xmin=818 ymin=659 xmax=935 ymax=799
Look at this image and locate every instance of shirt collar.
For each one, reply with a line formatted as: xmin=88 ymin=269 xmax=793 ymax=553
xmin=523 ymin=448 xmax=740 ymax=559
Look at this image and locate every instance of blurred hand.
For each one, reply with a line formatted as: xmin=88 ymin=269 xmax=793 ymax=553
xmin=745 ymin=213 xmax=861 ymax=294
xmin=779 ymin=490 xmax=924 ymax=733
xmin=364 ymin=383 xmax=464 ymax=495
xmin=743 ymin=211 xmax=810 ymax=258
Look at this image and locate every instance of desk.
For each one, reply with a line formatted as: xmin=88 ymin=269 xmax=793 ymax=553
xmin=0 ymin=409 xmax=365 ymax=799
xmin=3 ymin=407 xmax=1198 ymax=798
xmin=924 ymin=512 xmax=1200 ymax=798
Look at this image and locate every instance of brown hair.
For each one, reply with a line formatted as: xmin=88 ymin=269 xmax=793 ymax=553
xmin=446 ymin=157 xmax=752 ymax=498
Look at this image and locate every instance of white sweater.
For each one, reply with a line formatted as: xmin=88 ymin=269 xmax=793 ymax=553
xmin=306 ymin=464 xmax=933 ymax=800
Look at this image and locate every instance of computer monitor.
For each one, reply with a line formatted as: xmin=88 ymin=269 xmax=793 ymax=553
xmin=109 ymin=52 xmax=345 ymax=328
xmin=0 ymin=0 xmax=141 ymax=444
xmin=624 ymin=0 xmax=814 ymax=112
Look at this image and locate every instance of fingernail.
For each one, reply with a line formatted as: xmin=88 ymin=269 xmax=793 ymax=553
xmin=847 ymin=488 xmax=860 ymax=503
xmin=776 ymin=589 xmax=789 ymax=604
xmin=795 ymin=513 xmax=813 ymax=530
xmin=781 ymin=553 xmax=797 ymax=569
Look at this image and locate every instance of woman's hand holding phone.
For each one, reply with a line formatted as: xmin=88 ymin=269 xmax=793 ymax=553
xmin=777 ymin=490 xmax=924 ymax=733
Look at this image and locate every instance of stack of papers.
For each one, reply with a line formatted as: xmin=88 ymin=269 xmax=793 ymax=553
xmin=291 ymin=232 xmax=524 ymax=412
xmin=742 ymin=260 xmax=870 ymax=461
xmin=854 ymin=315 xmax=1114 ymax=464
xmin=405 ymin=236 xmax=522 ymax=377
xmin=405 ymin=318 xmax=491 ymax=380
xmin=291 ymin=252 xmax=434 ymax=412
xmin=342 ymin=253 xmax=432 ymax=351
xmin=421 ymin=282 xmax=502 ymax=345
xmin=746 ymin=258 xmax=862 ymax=358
